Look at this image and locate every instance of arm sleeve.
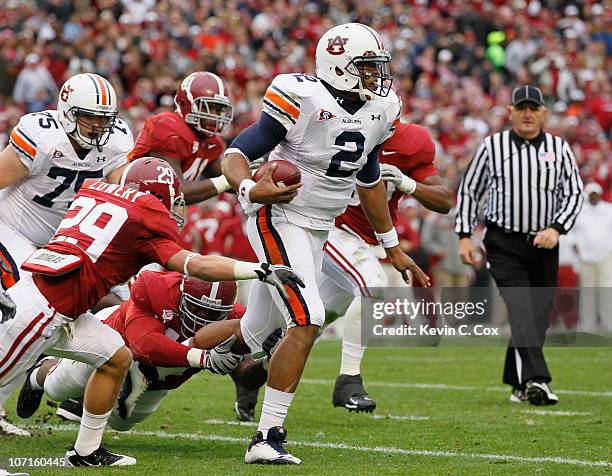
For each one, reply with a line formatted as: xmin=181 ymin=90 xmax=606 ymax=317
xmin=134 ymin=201 xmax=184 ymax=265
xmin=356 ymin=144 xmax=382 ymax=187
xmin=455 ymin=142 xmax=490 ymax=235
xmin=123 ymin=301 xmax=190 ymax=367
xmin=228 ymin=112 xmax=287 ymax=162
xmin=9 ymin=115 xmax=38 ymax=168
xmin=551 ymin=141 xmax=584 ymax=234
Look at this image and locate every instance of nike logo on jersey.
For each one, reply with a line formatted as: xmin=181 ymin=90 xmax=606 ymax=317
xmin=381 ymin=150 xmax=396 ymax=156
xmin=207 ymin=143 xmax=216 ymax=149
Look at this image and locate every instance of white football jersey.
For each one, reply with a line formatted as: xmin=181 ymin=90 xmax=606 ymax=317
xmin=262 ymin=73 xmax=400 ymax=230
xmin=1 ymin=110 xmax=133 ymax=246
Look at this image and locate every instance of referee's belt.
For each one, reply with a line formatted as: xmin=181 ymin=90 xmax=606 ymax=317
xmin=485 ymin=221 xmax=538 ymax=243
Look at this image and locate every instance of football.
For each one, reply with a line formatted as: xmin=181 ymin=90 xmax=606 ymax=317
xmin=253 ymin=160 xmax=301 ymax=186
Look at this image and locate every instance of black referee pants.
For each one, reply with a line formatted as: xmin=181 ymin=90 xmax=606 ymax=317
xmin=483 ymin=224 xmax=558 ymax=388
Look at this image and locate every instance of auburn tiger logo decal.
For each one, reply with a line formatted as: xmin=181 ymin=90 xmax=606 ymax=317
xmin=326 ymin=36 xmax=348 ymax=55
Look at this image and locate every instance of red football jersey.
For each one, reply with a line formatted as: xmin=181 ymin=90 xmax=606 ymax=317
xmin=103 ymin=270 xmax=245 ymax=390
xmin=129 ymin=112 xmax=225 ymax=181
xmin=335 ymin=123 xmax=439 ymax=245
xmin=33 ymin=181 xmax=183 ymax=319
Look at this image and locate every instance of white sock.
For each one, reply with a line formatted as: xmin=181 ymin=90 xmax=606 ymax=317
xmin=29 ymin=368 xmax=43 ymax=391
xmin=74 ymin=408 xmax=112 ymax=456
xmin=339 ymin=297 xmax=366 ymax=376
xmin=257 ymin=386 xmax=294 ymax=439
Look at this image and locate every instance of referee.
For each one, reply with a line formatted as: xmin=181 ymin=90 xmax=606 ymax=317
xmin=455 ymin=85 xmax=583 ymax=405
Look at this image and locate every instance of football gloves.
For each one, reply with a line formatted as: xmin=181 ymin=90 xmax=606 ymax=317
xmin=255 ymin=263 xmax=305 ymax=299
xmin=0 ymin=290 xmax=17 ymax=324
xmin=203 ymin=334 xmax=243 ymax=375
xmin=380 ymin=163 xmax=417 ymax=194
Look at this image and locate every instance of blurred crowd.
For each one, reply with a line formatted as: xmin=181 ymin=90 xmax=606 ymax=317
xmin=0 ymin=0 xmax=610 ymax=327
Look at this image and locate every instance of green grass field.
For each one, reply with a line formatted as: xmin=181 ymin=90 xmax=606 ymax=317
xmin=1 ymin=341 xmax=610 ymax=475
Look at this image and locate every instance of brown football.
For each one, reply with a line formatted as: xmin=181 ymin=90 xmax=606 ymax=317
xmin=253 ymin=160 xmax=301 ymax=186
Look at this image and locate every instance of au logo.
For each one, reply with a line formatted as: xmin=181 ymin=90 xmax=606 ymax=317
xmin=317 ymin=109 xmax=336 ymax=121
xmin=60 ymin=85 xmax=74 ymax=102
xmin=326 ymin=36 xmax=348 ymax=55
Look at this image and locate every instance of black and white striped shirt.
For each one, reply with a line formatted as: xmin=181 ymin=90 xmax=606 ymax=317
xmin=455 ymin=129 xmax=584 ymax=235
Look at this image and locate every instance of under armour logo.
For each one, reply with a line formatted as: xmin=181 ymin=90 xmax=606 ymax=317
xmin=371 ymin=114 xmax=381 ymax=121
xmin=96 ymin=156 xmax=106 ymax=163
xmin=335 ymin=97 xmax=344 ymax=104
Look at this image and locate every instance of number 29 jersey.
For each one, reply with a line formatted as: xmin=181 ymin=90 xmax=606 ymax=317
xmin=0 ymin=110 xmax=133 ymax=246
xmin=262 ymin=74 xmax=400 ymax=230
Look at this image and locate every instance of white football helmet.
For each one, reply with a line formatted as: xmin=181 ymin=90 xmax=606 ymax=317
xmin=57 ymin=73 xmax=118 ymax=150
xmin=316 ymin=23 xmax=392 ymax=100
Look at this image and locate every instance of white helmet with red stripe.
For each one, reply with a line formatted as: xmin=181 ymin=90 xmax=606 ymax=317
xmin=57 ymin=73 xmax=118 ymax=150
xmin=315 ymin=23 xmax=393 ymax=100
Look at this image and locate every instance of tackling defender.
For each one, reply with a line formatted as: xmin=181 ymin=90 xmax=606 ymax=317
xmin=0 ymin=73 xmax=133 ymax=435
xmin=0 ymin=157 xmax=302 ymax=466
xmin=17 ymin=270 xmax=279 ymax=431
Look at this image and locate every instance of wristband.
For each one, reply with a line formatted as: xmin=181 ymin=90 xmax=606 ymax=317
xmin=210 ymin=175 xmax=231 ymax=194
xmin=398 ymin=175 xmax=417 ymax=194
xmin=238 ymin=178 xmax=257 ymax=204
xmin=186 ymin=348 xmax=205 ymax=368
xmin=374 ymin=228 xmax=400 ymax=248
xmin=233 ymin=261 xmax=261 ymax=280
xmin=183 ymin=252 xmax=200 ymax=277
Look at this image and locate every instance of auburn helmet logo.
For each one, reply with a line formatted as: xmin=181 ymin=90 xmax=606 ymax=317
xmin=60 ymin=84 xmax=73 ymax=102
xmin=326 ymin=36 xmax=348 ymax=55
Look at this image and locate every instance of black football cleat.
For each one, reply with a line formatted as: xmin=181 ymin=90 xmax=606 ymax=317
xmin=64 ymin=445 xmax=136 ymax=466
xmin=526 ymin=380 xmax=559 ymax=406
xmin=16 ymin=364 xmax=45 ymax=418
xmin=332 ymin=374 xmax=377 ymax=413
xmin=509 ymin=386 xmax=528 ymax=403
xmin=56 ymin=398 xmax=84 ymax=422
xmin=234 ymin=382 xmax=259 ymax=422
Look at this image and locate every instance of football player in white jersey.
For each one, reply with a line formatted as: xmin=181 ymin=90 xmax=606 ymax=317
xmin=223 ymin=23 xmax=430 ymax=464
xmin=0 ymin=72 xmax=132 ymax=434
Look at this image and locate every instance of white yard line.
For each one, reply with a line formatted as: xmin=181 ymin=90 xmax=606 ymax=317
xmin=301 ymin=378 xmax=612 ymax=398
xmin=26 ymin=424 xmax=611 ymax=468
xmin=522 ymin=409 xmax=593 ymax=416
xmin=202 ymin=418 xmax=258 ymax=427
xmin=371 ymin=414 xmax=430 ymax=421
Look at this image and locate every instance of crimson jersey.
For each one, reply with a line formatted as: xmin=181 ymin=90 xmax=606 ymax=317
xmin=32 ymin=181 xmax=183 ymax=319
xmin=104 ymin=270 xmax=245 ymax=390
xmin=335 ymin=124 xmax=438 ymax=245
xmin=129 ymin=112 xmax=225 ymax=181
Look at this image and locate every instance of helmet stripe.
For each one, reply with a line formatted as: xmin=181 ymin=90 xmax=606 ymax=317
xmin=86 ymin=74 xmax=101 ymax=105
xmin=209 ymin=281 xmax=220 ymax=300
xmin=101 ymin=77 xmax=113 ymax=106
xmin=211 ymin=73 xmax=224 ymax=96
xmin=93 ymin=74 xmax=108 ymax=106
xmin=357 ymin=24 xmax=384 ymax=50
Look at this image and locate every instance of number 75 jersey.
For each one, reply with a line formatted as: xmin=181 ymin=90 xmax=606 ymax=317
xmin=263 ymin=74 xmax=401 ymax=229
xmin=0 ymin=110 xmax=133 ymax=246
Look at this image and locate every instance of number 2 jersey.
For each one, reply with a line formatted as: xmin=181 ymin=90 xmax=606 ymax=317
xmin=258 ymin=74 xmax=401 ymax=230
xmin=336 ymin=123 xmax=439 ymax=244
xmin=31 ymin=181 xmax=184 ymax=319
xmin=1 ymin=110 xmax=133 ymax=246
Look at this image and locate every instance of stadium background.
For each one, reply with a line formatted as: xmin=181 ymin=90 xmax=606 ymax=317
xmin=1 ymin=0 xmax=609 ymax=300
xmin=0 ymin=1 xmax=610 ymax=474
